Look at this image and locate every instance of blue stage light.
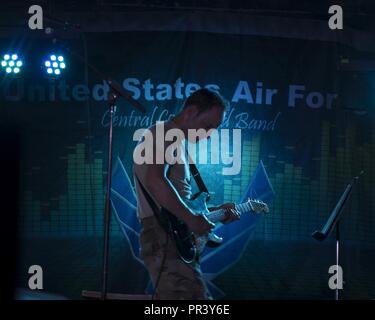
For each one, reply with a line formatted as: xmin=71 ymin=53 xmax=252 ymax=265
xmin=1 ymin=53 xmax=23 ymax=74
xmin=44 ymin=54 xmax=65 ymax=76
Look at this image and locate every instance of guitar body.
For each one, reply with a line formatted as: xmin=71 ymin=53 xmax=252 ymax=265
xmin=160 ymin=192 xmax=210 ymax=264
xmin=160 ymin=192 xmax=269 ymax=264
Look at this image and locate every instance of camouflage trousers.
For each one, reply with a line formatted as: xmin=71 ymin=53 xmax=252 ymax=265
xmin=139 ymin=216 xmax=211 ymax=300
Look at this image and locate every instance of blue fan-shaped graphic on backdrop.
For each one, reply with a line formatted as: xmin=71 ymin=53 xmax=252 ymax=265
xmin=110 ymin=157 xmax=274 ymax=298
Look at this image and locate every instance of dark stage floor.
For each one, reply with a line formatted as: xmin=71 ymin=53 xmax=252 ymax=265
xmin=15 ymin=235 xmax=375 ymax=300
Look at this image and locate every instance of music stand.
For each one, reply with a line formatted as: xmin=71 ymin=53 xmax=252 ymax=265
xmin=312 ymin=171 xmax=363 ymax=300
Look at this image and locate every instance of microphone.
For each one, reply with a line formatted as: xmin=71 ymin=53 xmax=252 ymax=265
xmin=106 ymin=78 xmax=146 ymax=114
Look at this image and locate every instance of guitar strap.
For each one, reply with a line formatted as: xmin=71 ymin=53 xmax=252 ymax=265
xmin=135 ymin=175 xmax=171 ymax=233
xmin=189 ymin=163 xmax=210 ymax=201
xmin=186 ymin=152 xmax=210 ymax=201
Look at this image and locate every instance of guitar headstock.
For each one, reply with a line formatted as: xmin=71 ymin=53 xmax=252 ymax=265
xmin=247 ymin=198 xmax=270 ymax=214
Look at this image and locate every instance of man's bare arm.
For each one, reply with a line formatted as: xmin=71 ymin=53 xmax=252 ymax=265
xmin=141 ymin=163 xmax=214 ymax=235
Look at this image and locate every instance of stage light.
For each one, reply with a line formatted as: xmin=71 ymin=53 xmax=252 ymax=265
xmin=44 ymin=54 xmax=65 ymax=76
xmin=1 ymin=53 xmax=23 ymax=74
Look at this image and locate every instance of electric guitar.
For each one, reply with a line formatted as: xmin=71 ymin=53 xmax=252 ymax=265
xmin=159 ymin=192 xmax=269 ymax=263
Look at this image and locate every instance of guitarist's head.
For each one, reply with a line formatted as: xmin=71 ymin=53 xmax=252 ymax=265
xmin=172 ymin=88 xmax=228 ymax=143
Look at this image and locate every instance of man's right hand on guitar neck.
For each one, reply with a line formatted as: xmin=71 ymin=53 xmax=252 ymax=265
xmin=186 ymin=214 xmax=215 ymax=236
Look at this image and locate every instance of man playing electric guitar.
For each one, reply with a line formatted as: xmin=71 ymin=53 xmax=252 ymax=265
xmin=133 ymin=89 xmax=254 ymax=300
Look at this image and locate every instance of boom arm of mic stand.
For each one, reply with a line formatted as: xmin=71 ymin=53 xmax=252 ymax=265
xmin=68 ymin=47 xmax=146 ymax=113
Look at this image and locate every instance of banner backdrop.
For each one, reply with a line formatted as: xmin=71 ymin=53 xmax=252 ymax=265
xmin=1 ymin=30 xmax=374 ymax=299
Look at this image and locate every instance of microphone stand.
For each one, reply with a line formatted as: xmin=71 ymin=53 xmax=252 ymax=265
xmin=101 ymin=91 xmax=117 ymax=300
xmin=40 ymin=16 xmax=146 ymax=300
xmin=85 ymin=80 xmax=144 ymax=300
xmin=312 ymin=170 xmax=364 ymax=300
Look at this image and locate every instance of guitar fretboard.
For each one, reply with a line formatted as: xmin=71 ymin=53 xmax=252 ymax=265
xmin=207 ymin=202 xmax=253 ymax=223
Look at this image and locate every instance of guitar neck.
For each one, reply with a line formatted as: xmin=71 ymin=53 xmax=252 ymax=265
xmin=207 ymin=202 xmax=253 ymax=223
